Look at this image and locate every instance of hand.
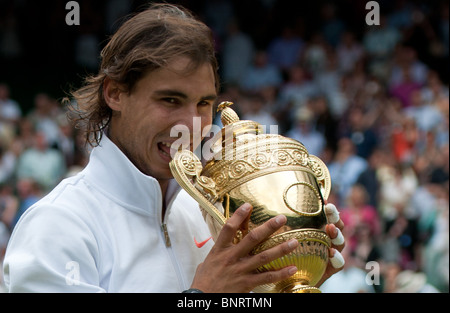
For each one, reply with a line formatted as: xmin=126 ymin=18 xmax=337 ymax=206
xmin=191 ymin=203 xmax=299 ymax=293
xmin=315 ymin=203 xmax=346 ymax=287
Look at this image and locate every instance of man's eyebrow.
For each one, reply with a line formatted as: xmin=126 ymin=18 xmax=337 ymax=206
xmin=154 ymin=89 xmax=217 ymax=102
xmin=201 ymin=94 xmax=218 ymax=102
xmin=154 ymin=89 xmax=189 ymax=99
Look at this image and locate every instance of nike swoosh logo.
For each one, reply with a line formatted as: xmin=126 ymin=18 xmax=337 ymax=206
xmin=194 ymin=236 xmax=212 ymax=248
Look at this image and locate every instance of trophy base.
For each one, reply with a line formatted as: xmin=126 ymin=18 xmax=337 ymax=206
xmin=253 ymin=280 xmax=322 ymax=293
xmin=251 ymin=229 xmax=331 ymax=294
xmin=280 ymin=283 xmax=321 ymax=293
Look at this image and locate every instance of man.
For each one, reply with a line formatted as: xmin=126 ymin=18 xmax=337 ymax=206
xmin=3 ymin=4 xmax=344 ymax=293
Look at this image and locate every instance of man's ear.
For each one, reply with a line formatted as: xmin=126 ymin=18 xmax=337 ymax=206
xmin=103 ymin=77 xmax=125 ymax=111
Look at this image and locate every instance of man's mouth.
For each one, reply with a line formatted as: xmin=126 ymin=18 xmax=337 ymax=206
xmin=157 ymin=141 xmax=192 ymax=161
xmin=158 ymin=142 xmax=173 ymax=160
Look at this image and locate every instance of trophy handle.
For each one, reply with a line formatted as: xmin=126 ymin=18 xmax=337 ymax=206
xmin=308 ymin=155 xmax=332 ymax=201
xmin=169 ymin=150 xmax=227 ymax=226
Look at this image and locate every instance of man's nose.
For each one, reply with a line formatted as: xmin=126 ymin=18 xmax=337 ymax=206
xmin=175 ymin=104 xmax=204 ymax=132
xmin=172 ymin=105 xmax=204 ymax=148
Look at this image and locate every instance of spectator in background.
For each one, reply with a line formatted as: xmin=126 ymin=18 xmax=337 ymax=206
xmin=0 ymin=183 xmax=18 ymax=231
xmin=301 ymin=32 xmax=329 ymax=76
xmin=315 ymin=50 xmax=342 ymax=108
xmin=15 ymin=131 xmax=66 ymax=193
xmin=421 ymin=182 xmax=449 ymax=292
xmin=240 ymin=92 xmax=278 ymax=133
xmin=356 ymin=148 xmax=384 ymax=208
xmin=0 ymin=139 xmax=17 ymax=185
xmin=336 ymin=31 xmax=365 ymax=74
xmin=389 ymin=45 xmax=428 ymax=89
xmin=12 ymin=118 xmax=35 ymax=153
xmin=363 ymin=14 xmax=402 ymax=80
xmin=394 ymin=270 xmax=440 ymax=293
xmin=74 ymin=1 xmax=103 ymax=72
xmin=239 ymin=50 xmax=283 ymax=92
xmin=0 ymin=83 xmax=21 ymax=127
xmin=327 ymin=137 xmax=368 ymax=205
xmin=340 ymin=184 xmax=381 ymax=254
xmin=278 ymin=65 xmax=318 ymax=120
xmin=286 ymin=106 xmax=326 ymax=157
xmin=342 ymin=106 xmax=378 ymax=159
xmin=383 ymin=200 xmax=421 ymax=270
xmin=404 ymin=89 xmax=444 ymax=133
xmin=0 ymin=218 xmax=8 ymax=291
xmin=351 ymin=222 xmax=382 ymax=274
xmin=390 ymin=115 xmax=419 ymax=164
xmin=378 ymin=161 xmax=418 ymax=221
xmin=27 ymin=93 xmax=63 ymax=149
xmin=267 ymin=25 xmax=304 ymax=74
xmin=420 ymin=71 xmax=449 ymax=106
xmin=309 ymin=95 xmax=339 ymax=153
xmin=55 ymin=113 xmax=76 ymax=169
xmin=11 ymin=178 xmax=42 ymax=229
xmin=0 ymin=84 xmax=21 ymax=144
xmin=320 ymin=2 xmax=345 ymax=48
xmin=390 ymin=66 xmax=423 ymax=108
xmin=221 ymin=19 xmax=255 ymax=86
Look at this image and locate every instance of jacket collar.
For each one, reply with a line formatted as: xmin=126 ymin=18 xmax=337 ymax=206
xmin=83 ymin=134 xmax=180 ymax=216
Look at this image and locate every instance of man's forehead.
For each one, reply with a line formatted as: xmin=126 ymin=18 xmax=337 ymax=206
xmin=135 ymin=57 xmax=217 ymax=97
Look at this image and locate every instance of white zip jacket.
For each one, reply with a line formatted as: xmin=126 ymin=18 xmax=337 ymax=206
xmin=3 ymin=135 xmax=214 ymax=292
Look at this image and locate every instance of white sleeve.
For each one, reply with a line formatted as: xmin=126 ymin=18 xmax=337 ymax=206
xmin=3 ymin=204 xmax=106 ymax=293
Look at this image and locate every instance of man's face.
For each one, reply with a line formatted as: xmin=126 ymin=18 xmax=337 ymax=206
xmin=108 ymin=57 xmax=217 ymax=183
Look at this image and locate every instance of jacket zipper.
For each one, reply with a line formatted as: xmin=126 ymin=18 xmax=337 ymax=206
xmin=161 ymin=223 xmax=171 ymax=247
xmin=159 ymin=195 xmax=188 ymax=290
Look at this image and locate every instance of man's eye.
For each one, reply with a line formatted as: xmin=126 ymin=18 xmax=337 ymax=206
xmin=199 ymin=101 xmax=212 ymax=107
xmin=163 ymin=98 xmax=179 ymax=105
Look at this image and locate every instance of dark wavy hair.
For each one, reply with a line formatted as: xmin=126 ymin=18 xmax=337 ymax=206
xmin=70 ymin=3 xmax=219 ymax=146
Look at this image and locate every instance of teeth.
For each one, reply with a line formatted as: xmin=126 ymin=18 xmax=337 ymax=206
xmin=160 ymin=141 xmax=192 ymax=153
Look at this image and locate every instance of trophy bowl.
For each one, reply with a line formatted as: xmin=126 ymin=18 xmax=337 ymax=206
xmin=169 ymin=102 xmax=332 ymax=293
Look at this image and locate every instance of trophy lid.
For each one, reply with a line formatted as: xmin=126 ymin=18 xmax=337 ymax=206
xmin=202 ymin=102 xmax=331 ymax=201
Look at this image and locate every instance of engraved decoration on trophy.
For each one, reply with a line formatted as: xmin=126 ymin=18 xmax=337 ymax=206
xmin=169 ymin=102 xmax=333 ymax=293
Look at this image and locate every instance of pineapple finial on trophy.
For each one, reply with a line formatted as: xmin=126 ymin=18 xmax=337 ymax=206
xmin=217 ymin=101 xmax=239 ymax=126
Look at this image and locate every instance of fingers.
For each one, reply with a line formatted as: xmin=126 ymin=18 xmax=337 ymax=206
xmin=325 ymin=203 xmax=339 ymax=223
xmin=326 ymin=224 xmax=345 ymax=252
xmin=236 ymin=214 xmax=287 ymax=256
xmin=214 ymin=203 xmax=253 ymax=248
xmin=325 ymin=203 xmax=344 ymax=230
xmin=242 ymin=238 xmax=299 ymax=270
xmin=251 ymin=265 xmax=298 ymax=288
xmin=315 ymin=248 xmax=345 ymax=287
xmin=331 ymin=226 xmax=345 ymax=246
xmin=315 ymin=202 xmax=346 ymax=288
xmin=329 ymin=248 xmax=345 ymax=269
xmin=325 ymin=202 xmax=345 ymax=253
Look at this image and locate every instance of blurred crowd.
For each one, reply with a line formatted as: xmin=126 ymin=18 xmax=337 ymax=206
xmin=0 ymin=0 xmax=449 ymax=293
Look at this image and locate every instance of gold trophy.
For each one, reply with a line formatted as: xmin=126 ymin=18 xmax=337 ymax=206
xmin=170 ymin=102 xmax=332 ymax=293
